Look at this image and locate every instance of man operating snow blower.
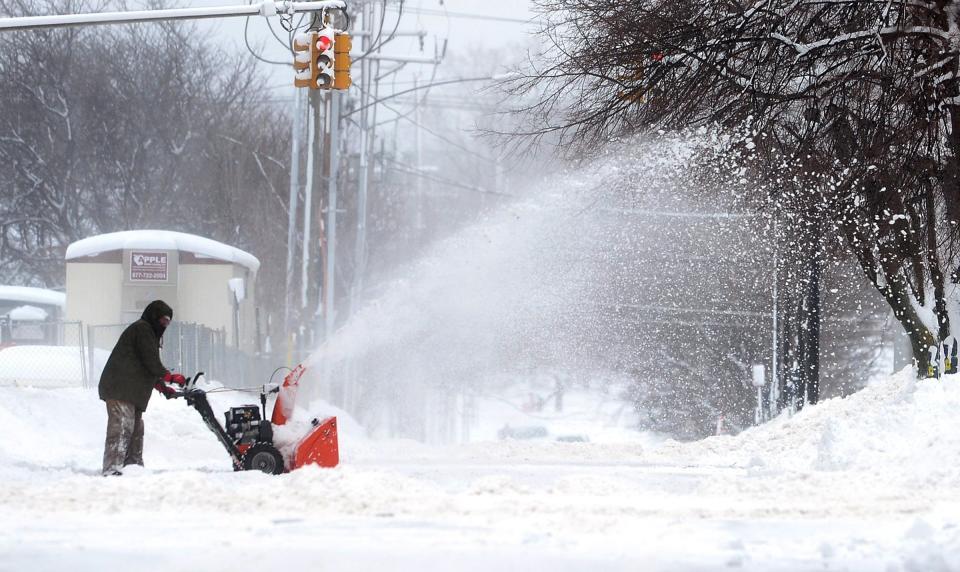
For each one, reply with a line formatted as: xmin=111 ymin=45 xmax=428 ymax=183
xmin=98 ymin=300 xmax=186 ymax=476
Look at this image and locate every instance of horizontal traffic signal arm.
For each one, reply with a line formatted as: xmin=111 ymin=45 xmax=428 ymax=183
xmin=0 ymin=0 xmax=345 ymax=31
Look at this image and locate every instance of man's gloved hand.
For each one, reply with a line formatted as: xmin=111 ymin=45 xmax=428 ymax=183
xmin=163 ymin=371 xmax=187 ymax=386
xmin=154 ymin=382 xmax=178 ymax=399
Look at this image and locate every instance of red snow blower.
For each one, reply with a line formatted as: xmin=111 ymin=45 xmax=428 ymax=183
xmin=165 ymin=367 xmax=338 ymax=475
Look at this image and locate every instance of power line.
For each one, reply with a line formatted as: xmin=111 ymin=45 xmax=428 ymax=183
xmin=378 ymin=98 xmax=496 ymax=163
xmin=385 ymin=6 xmax=532 ymax=24
xmin=385 ymin=159 xmax=510 ymax=196
xmin=343 ymin=75 xmax=503 ymax=118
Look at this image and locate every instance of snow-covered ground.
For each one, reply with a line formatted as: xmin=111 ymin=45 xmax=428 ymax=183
xmin=1 ymin=368 xmax=959 ymax=571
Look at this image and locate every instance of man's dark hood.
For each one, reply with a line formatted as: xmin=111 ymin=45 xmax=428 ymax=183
xmin=141 ymin=300 xmax=173 ymax=339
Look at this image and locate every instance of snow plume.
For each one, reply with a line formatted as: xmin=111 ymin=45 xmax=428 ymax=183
xmin=302 ymin=130 xmax=751 ymax=442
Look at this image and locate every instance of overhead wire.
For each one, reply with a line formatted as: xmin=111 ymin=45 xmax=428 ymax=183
xmin=264 ymin=12 xmax=295 ymax=52
xmin=385 ymin=6 xmax=531 ymax=24
xmin=384 ymin=157 xmax=510 ymax=196
xmin=345 ymin=74 xmax=497 ymax=118
xmin=243 ymin=13 xmax=288 ymax=66
xmin=355 ymin=0 xmax=400 ymax=62
xmin=359 ymin=81 xmax=494 ymax=162
xmin=242 ymin=0 xmax=289 ymax=66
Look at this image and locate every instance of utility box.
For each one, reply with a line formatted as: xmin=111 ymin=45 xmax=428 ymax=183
xmin=65 ymin=230 xmax=260 ymax=352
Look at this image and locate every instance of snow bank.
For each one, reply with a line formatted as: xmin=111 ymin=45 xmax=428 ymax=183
xmin=0 ymin=346 xmax=89 ymax=388
xmin=651 ymin=367 xmax=960 ymax=484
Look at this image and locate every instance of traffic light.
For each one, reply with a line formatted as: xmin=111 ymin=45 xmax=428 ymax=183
xmin=292 ymin=26 xmax=351 ymax=90
xmin=313 ymin=26 xmax=336 ymax=89
xmin=333 ymin=32 xmax=352 ymax=90
xmin=616 ymin=68 xmax=646 ymax=103
xmin=293 ymin=32 xmax=312 ymax=88
xmin=292 ymin=28 xmax=334 ymax=89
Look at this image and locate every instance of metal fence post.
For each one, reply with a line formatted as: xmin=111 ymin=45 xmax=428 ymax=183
xmin=177 ymin=323 xmax=183 ymax=373
xmin=78 ymin=322 xmax=88 ymax=388
xmin=194 ymin=323 xmax=200 ymax=379
xmin=87 ymin=324 xmax=96 ymax=389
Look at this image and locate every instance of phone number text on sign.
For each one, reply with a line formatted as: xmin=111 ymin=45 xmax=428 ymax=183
xmin=131 ymin=251 xmax=168 ymax=281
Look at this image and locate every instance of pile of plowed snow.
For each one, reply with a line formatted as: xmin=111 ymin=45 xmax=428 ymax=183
xmin=650 ymin=368 xmax=960 ymax=484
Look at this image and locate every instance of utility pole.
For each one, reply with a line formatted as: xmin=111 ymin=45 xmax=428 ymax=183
xmin=414 ymin=77 xmax=424 ymax=236
xmin=302 ymin=83 xmax=324 ymax=349
xmin=285 ymin=89 xmax=303 ymax=339
xmin=323 ymin=91 xmax=341 ymax=342
xmin=353 ymin=2 xmax=373 ymax=309
xmin=769 ymin=213 xmax=779 ymax=419
xmin=345 ymin=1 xmax=376 ymax=413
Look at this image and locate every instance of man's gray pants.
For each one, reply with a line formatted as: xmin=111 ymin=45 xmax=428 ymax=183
xmin=102 ymin=400 xmax=144 ymax=475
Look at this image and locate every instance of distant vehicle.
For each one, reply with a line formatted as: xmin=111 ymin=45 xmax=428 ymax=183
xmin=555 ymin=434 xmax=590 ymax=443
xmin=497 ymin=424 xmax=549 ymax=440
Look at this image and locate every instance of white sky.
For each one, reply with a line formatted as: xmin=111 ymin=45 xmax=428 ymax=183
xmin=160 ymin=0 xmax=537 ymax=91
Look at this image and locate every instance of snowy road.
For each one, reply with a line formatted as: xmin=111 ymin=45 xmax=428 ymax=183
xmin=2 ymin=455 xmax=957 ymax=571
xmin=2 ymin=369 xmax=960 ymax=571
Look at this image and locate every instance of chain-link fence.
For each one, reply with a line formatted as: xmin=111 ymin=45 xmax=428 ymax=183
xmin=0 ymin=317 xmax=306 ymax=390
xmin=0 ymin=321 xmax=88 ymax=388
xmin=87 ymin=321 xmax=298 ymax=390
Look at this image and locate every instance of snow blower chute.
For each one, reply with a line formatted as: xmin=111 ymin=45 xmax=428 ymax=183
xmin=270 ymin=364 xmax=339 ymax=470
xmin=166 ymin=367 xmax=338 ymax=475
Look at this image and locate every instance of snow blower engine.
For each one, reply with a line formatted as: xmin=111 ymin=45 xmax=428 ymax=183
xmin=166 ymin=372 xmax=338 ymax=475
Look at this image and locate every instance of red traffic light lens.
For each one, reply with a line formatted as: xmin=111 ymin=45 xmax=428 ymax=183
xmin=316 ymin=36 xmax=332 ymax=51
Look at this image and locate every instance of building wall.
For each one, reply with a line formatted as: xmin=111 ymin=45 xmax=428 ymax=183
xmin=65 ymin=262 xmax=124 ymax=328
xmin=67 ymin=252 xmax=259 ymax=353
xmin=178 ymin=263 xmax=233 ymax=333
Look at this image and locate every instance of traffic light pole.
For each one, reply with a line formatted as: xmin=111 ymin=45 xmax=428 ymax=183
xmin=0 ymin=0 xmax=345 ymax=31
xmin=285 ymin=89 xmax=304 ymax=337
xmin=324 ymin=91 xmax=341 ymax=344
xmin=301 ymin=90 xmax=318 ymax=317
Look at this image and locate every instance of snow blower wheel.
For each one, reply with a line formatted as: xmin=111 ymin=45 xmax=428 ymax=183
xmin=242 ymin=444 xmax=284 ymax=475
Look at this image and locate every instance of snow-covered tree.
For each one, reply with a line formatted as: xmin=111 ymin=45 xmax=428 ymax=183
xmin=511 ymin=0 xmax=960 ymax=379
xmin=0 ymin=0 xmax=291 ymax=324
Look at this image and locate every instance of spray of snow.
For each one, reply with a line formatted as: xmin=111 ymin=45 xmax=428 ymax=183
xmin=301 ymin=131 xmax=733 ymax=439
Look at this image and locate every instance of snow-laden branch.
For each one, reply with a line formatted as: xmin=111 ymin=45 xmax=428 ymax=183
xmin=771 ymin=25 xmax=951 ymax=57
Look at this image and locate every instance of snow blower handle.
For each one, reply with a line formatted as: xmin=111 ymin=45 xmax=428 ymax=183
xmin=185 ymin=372 xmax=204 ymax=391
xmin=167 ymin=372 xmax=205 ymax=399
xmin=259 ymin=383 xmax=280 ymax=420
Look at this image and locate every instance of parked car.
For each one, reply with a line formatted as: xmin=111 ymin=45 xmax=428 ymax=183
xmin=497 ymin=424 xmax=549 ymax=440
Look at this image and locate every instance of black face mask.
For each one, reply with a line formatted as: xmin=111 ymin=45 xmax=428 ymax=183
xmin=141 ymin=300 xmax=174 ymax=340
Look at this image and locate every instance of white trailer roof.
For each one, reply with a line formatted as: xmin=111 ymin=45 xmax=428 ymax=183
xmin=65 ymin=230 xmax=260 ymax=273
xmin=0 ymin=286 xmax=66 ymax=309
